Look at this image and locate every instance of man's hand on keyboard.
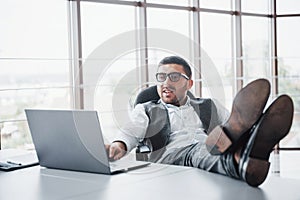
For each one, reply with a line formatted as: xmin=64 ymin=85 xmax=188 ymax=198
xmin=105 ymin=141 xmax=127 ymax=161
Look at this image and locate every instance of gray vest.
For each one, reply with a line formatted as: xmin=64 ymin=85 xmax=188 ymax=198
xmin=139 ymin=98 xmax=220 ymax=162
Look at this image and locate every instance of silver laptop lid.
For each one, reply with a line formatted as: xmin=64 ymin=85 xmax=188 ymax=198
xmin=25 ymin=109 xmax=111 ymax=174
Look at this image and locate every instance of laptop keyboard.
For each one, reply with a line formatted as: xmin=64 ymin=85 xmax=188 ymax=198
xmin=109 ymin=159 xmax=130 ymax=169
xmin=109 ymin=158 xmax=150 ymax=172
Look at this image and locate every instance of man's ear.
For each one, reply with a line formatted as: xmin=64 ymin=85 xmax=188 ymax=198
xmin=187 ymin=79 xmax=193 ymax=90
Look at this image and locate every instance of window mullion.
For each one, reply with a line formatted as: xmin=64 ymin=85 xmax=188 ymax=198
xmin=68 ymin=0 xmax=84 ymax=109
xmin=191 ymin=0 xmax=202 ymax=97
xmin=136 ymin=1 xmax=149 ymax=88
xmin=232 ymin=0 xmax=243 ymax=94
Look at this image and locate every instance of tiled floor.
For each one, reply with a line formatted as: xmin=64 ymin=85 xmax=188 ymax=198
xmin=270 ymin=150 xmax=300 ymax=180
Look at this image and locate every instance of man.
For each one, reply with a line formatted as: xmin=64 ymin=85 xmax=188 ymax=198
xmin=106 ymin=56 xmax=294 ymax=187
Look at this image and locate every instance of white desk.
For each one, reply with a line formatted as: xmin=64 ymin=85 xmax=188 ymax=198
xmin=1 ymin=150 xmax=300 ymax=200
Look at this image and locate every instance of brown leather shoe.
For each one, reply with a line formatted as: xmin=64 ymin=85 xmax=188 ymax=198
xmin=206 ymin=79 xmax=270 ymax=155
xmin=238 ymin=95 xmax=294 ymax=187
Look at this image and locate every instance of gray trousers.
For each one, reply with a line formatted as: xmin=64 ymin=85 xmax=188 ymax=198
xmin=158 ymin=140 xmax=240 ymax=179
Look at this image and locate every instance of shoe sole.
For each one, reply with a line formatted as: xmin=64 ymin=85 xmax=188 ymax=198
xmin=206 ymin=79 xmax=270 ymax=155
xmin=242 ymin=95 xmax=294 ymax=187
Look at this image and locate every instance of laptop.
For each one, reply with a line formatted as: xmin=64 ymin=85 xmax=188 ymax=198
xmin=25 ymin=109 xmax=150 ymax=174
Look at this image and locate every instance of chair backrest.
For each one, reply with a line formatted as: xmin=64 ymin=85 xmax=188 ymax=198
xmin=134 ymin=85 xmax=160 ymax=106
xmin=134 ymin=85 xmax=195 ymax=106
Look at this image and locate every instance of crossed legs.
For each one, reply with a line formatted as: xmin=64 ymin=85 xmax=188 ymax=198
xmin=159 ymin=79 xmax=294 ymax=187
xmin=206 ymin=79 xmax=294 ymax=187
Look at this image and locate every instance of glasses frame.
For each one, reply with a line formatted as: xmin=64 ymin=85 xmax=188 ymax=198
xmin=155 ymin=72 xmax=190 ymax=82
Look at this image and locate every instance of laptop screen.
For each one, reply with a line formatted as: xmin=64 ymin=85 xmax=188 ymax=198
xmin=25 ymin=109 xmax=111 ymax=174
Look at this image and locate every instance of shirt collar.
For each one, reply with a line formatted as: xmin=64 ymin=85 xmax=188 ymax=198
xmin=159 ymin=96 xmax=191 ymax=108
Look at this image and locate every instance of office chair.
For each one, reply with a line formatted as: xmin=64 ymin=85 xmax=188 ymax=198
xmin=134 ymin=85 xmax=195 ymax=161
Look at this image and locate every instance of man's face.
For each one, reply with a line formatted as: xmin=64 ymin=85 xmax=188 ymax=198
xmin=156 ymin=64 xmax=193 ymax=106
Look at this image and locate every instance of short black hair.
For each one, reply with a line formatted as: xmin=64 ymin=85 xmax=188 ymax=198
xmin=158 ymin=56 xmax=192 ymax=78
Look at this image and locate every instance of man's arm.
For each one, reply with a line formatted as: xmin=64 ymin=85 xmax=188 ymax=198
xmin=107 ymin=104 xmax=149 ymax=160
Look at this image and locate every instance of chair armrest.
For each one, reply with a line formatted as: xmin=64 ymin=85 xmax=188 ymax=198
xmin=135 ymin=142 xmax=151 ymax=161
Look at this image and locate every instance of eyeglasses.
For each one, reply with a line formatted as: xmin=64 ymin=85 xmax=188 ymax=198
xmin=155 ymin=72 xmax=189 ymax=82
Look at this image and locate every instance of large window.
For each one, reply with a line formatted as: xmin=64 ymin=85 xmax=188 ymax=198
xmin=80 ymin=2 xmax=137 ymax=142
xmin=242 ymin=16 xmax=270 ymax=81
xmin=146 ymin=7 xmax=191 ymax=88
xmin=200 ymin=12 xmax=232 ymax=108
xmin=277 ymin=16 xmax=300 ymax=147
xmin=1 ymin=0 xmax=300 ymax=150
xmin=0 ymin=0 xmax=70 ymax=149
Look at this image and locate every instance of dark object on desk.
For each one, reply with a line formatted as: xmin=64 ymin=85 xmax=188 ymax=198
xmin=0 ymin=153 xmax=39 ymax=171
xmin=0 ymin=161 xmax=39 ymax=171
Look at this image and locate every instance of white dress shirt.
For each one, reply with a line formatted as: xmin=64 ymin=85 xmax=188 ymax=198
xmin=114 ymin=97 xmax=229 ymax=157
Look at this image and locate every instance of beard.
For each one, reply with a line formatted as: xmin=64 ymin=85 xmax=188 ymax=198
xmin=160 ymin=86 xmax=184 ymax=106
